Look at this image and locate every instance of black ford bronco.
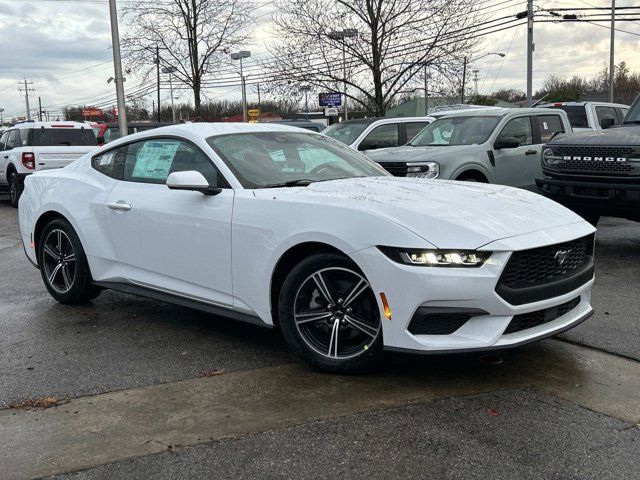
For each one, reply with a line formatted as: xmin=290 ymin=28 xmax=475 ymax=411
xmin=536 ymin=95 xmax=640 ymax=226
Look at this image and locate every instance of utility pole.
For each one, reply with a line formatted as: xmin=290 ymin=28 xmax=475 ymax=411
xmin=156 ymin=45 xmax=161 ymax=123
xmin=257 ymin=83 xmax=261 ymax=112
xmin=460 ymin=57 xmax=467 ymax=104
xmin=38 ymin=97 xmax=43 ymax=121
xmin=0 ymin=108 xmax=4 ymax=126
xmin=19 ymin=79 xmax=35 ymax=120
xmin=526 ymin=0 xmax=534 ymax=107
xmin=609 ymin=0 xmax=616 ymax=103
xmin=108 ymin=0 xmax=128 ymax=138
xmin=472 ymin=70 xmax=480 ymax=96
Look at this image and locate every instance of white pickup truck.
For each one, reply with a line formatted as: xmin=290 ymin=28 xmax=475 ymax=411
xmin=0 ymin=121 xmax=98 ymax=206
xmin=536 ymin=101 xmax=629 ymax=132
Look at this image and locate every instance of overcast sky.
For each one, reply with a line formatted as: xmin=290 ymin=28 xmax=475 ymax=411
xmin=0 ymin=0 xmax=638 ymax=120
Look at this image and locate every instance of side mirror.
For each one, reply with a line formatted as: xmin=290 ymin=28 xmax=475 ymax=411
xmin=494 ymin=137 xmax=520 ymax=150
xmin=166 ymin=170 xmax=222 ymax=196
xmin=600 ymin=117 xmax=615 ymax=130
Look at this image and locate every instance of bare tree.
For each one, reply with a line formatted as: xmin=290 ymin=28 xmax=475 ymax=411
xmin=121 ymin=0 xmax=254 ymax=117
xmin=265 ymin=0 xmax=482 ymax=116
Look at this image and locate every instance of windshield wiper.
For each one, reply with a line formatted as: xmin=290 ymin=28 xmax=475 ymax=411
xmin=262 ymin=179 xmax=316 ymax=188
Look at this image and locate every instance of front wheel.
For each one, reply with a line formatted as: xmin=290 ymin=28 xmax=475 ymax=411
xmin=9 ymin=173 xmax=22 ymax=208
xmin=37 ymin=218 xmax=101 ymax=304
xmin=278 ymin=253 xmax=384 ymax=373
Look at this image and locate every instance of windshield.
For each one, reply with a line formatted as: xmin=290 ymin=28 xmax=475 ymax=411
xmin=410 ymin=116 xmax=501 ymax=146
xmin=322 ymin=122 xmax=369 ymax=145
xmin=30 ymin=128 xmax=97 ymax=147
xmin=624 ymin=97 xmax=640 ymax=123
xmin=207 ymin=131 xmax=388 ymax=188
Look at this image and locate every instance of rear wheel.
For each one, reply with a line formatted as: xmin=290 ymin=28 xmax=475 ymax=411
xmin=278 ymin=254 xmax=383 ymax=373
xmin=37 ymin=218 xmax=101 ymax=304
xmin=9 ymin=173 xmax=22 ymax=208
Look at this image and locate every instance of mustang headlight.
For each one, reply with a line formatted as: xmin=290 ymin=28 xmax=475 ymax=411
xmin=378 ymin=247 xmax=490 ymax=267
xmin=406 ymin=161 xmax=439 ymax=179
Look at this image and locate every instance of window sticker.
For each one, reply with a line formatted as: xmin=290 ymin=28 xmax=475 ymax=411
xmin=543 ymin=121 xmax=549 ymax=130
xmin=99 ymin=152 xmax=113 ymax=166
xmin=132 ymin=141 xmax=179 ymax=180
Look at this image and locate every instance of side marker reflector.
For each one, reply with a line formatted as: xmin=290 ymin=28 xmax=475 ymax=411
xmin=380 ymin=292 xmax=392 ymax=320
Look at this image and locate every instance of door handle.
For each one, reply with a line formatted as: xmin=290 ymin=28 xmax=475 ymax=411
xmin=525 ymin=149 xmax=538 ymax=155
xmin=107 ymin=201 xmax=131 ymax=211
xmin=3 ymin=155 xmax=8 ymax=159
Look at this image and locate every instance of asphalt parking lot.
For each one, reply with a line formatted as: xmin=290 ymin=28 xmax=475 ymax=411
xmin=1 ymin=197 xmax=639 ymax=479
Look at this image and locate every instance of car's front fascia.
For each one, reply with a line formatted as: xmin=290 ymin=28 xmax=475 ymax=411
xmin=349 ymin=219 xmax=594 ymax=354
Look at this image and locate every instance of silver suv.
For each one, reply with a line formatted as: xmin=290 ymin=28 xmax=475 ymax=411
xmin=366 ymin=108 xmax=572 ymax=191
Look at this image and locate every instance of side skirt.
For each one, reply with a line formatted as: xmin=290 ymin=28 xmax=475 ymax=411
xmin=93 ymin=280 xmax=272 ymax=329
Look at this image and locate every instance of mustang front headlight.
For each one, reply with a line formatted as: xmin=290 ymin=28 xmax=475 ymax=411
xmin=378 ymin=247 xmax=490 ymax=267
xmin=406 ymin=161 xmax=439 ymax=179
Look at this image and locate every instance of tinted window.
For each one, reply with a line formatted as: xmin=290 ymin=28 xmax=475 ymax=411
xmin=498 ymin=117 xmax=533 ymax=146
xmin=595 ymin=106 xmax=618 ymax=128
xmin=30 ymin=128 xmax=97 ymax=147
xmin=358 ymin=123 xmax=399 ymax=150
xmin=405 ymin=122 xmax=429 ymax=141
xmin=411 ymin=116 xmax=501 ymax=146
xmin=91 ymin=145 xmax=127 ymax=180
xmin=124 ymin=138 xmax=219 ymax=186
xmin=207 ymin=131 xmax=387 ymax=189
xmin=0 ymin=132 xmax=8 ymax=150
xmin=536 ymin=115 xmax=564 ymax=143
xmin=323 ymin=121 xmax=369 ymax=145
xmin=547 ymin=106 xmax=588 ymax=128
xmin=616 ymin=107 xmax=629 ymax=122
xmin=6 ymin=130 xmax=21 ymax=149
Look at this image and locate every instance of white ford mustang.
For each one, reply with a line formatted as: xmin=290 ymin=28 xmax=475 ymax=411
xmin=18 ymin=123 xmax=596 ymax=372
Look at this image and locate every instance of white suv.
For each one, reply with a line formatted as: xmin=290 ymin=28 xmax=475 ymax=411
xmin=322 ymin=116 xmax=432 ymax=152
xmin=536 ymin=101 xmax=629 ymax=132
xmin=0 ymin=121 xmax=98 ymax=206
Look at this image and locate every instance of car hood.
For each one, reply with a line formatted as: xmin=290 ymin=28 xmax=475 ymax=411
xmin=366 ymin=144 xmax=479 ymax=162
xmin=254 ymin=177 xmax=584 ymax=249
xmin=549 ymin=126 xmax=640 ymax=146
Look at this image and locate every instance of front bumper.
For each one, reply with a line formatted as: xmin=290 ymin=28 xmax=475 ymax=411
xmin=351 ymin=227 xmax=595 ymax=353
xmin=536 ymin=175 xmax=640 ymax=219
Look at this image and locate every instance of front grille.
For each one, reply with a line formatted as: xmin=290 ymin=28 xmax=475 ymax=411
xmin=378 ymin=162 xmax=408 ymax=177
xmin=504 ymin=297 xmax=580 ymax=334
xmin=551 ymin=145 xmax=639 ymax=175
xmin=496 ymin=235 xmax=594 ymax=305
xmin=557 ymin=159 xmax=634 ymax=173
xmin=554 ymin=145 xmax=635 ymax=158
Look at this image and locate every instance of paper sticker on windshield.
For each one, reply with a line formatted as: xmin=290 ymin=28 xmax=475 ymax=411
xmin=132 ymin=141 xmax=180 ymax=180
xmin=543 ymin=122 xmax=549 ymax=130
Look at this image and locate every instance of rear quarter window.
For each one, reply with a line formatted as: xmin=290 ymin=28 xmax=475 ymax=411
xmin=91 ymin=145 xmax=127 ymax=180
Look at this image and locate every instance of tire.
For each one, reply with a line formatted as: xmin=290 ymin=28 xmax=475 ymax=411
xmin=37 ymin=218 xmax=101 ymax=304
xmin=278 ymin=253 xmax=384 ymax=373
xmin=9 ymin=173 xmax=22 ymax=208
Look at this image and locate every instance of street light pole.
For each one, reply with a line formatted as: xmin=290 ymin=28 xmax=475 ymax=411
xmin=424 ymin=64 xmax=428 ymax=116
xmin=461 ymin=56 xmax=467 ymax=104
xmin=156 ymin=45 xmax=161 ymax=123
xmin=329 ymin=29 xmax=358 ymax=121
xmin=462 ymin=52 xmax=505 ymax=102
xmin=609 ymin=0 xmax=616 ymax=103
xmin=108 ymin=0 xmax=128 ymax=137
xmin=162 ymin=66 xmax=178 ymax=123
xmin=231 ymin=51 xmax=251 ymax=122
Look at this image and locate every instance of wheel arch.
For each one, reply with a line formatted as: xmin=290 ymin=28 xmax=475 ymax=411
xmin=33 ymin=210 xmax=71 ymax=253
xmin=269 ymin=241 xmax=351 ymax=327
xmin=6 ymin=162 xmax=17 ymax=182
xmin=455 ymin=167 xmax=490 ymax=183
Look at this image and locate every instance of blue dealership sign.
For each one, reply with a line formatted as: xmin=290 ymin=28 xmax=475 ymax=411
xmin=319 ymin=92 xmax=342 ymax=107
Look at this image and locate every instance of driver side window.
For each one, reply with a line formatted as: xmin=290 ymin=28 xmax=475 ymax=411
xmin=358 ymin=124 xmax=399 ymax=151
xmin=124 ymin=138 xmax=220 ymax=186
xmin=497 ymin=117 xmax=533 ymax=147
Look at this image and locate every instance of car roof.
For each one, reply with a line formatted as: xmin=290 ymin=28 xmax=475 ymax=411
xmin=432 ymin=107 xmax=567 ymax=119
xmin=10 ymin=121 xmax=91 ymax=130
xmin=536 ymin=101 xmax=629 ymax=108
xmin=102 ymin=122 xmax=315 ymax=149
